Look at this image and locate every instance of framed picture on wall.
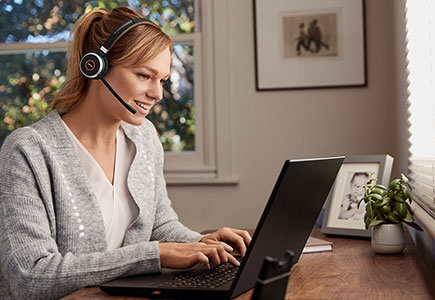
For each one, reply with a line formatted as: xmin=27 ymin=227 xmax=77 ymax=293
xmin=253 ymin=0 xmax=367 ymax=91
xmin=321 ymin=155 xmax=394 ymax=237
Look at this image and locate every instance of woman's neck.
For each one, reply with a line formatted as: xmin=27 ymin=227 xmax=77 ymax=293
xmin=61 ymin=93 xmax=121 ymax=151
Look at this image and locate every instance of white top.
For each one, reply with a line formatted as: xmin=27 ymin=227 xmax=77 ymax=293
xmin=61 ymin=120 xmax=139 ymax=250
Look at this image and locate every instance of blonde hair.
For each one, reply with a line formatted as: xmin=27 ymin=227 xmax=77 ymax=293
xmin=50 ymin=7 xmax=173 ymax=112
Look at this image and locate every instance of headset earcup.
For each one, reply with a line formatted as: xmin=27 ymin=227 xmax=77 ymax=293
xmin=80 ymin=52 xmax=104 ymax=79
xmin=100 ymin=55 xmax=109 ymax=77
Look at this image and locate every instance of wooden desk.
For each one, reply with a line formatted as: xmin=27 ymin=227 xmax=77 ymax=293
xmin=62 ymin=229 xmax=435 ymax=300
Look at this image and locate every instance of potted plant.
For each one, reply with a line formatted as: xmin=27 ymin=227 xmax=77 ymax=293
xmin=358 ymin=173 xmax=423 ymax=254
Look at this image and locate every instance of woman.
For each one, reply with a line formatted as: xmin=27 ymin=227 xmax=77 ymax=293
xmin=0 ymin=7 xmax=250 ymax=300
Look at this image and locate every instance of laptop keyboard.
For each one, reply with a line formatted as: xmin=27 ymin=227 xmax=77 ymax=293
xmin=158 ymin=258 xmax=242 ymax=289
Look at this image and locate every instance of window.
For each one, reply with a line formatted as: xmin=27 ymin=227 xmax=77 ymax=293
xmin=405 ymin=0 xmax=435 ymax=219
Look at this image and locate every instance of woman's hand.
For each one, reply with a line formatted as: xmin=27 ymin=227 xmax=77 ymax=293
xmin=159 ymin=241 xmax=238 ymax=269
xmin=200 ymin=227 xmax=252 ymax=258
xmin=158 ymin=228 xmax=251 ymax=270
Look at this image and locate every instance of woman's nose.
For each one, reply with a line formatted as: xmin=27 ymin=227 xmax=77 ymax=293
xmin=146 ymin=81 xmax=163 ymax=102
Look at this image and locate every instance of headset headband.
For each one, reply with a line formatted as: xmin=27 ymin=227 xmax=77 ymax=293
xmin=99 ymin=18 xmax=160 ymax=55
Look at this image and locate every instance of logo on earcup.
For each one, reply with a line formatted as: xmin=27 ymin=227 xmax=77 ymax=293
xmin=85 ymin=59 xmax=95 ymax=72
xmin=80 ymin=52 xmax=105 ymax=79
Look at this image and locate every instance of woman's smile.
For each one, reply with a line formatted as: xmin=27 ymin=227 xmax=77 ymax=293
xmin=133 ymin=99 xmax=153 ymax=114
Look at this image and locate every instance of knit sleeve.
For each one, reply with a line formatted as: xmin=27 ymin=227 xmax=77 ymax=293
xmin=0 ymin=129 xmax=161 ymax=300
xmin=150 ymin=170 xmax=204 ymax=243
xmin=142 ymin=120 xmax=204 ymax=243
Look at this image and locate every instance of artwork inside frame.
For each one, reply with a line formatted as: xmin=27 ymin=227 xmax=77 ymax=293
xmin=321 ymin=155 xmax=394 ymax=238
xmin=253 ymin=0 xmax=367 ymax=91
xmin=282 ymin=11 xmax=339 ymax=58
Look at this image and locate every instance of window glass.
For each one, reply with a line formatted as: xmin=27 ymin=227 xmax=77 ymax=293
xmin=149 ymin=43 xmax=194 ymax=151
xmin=0 ymin=51 xmax=64 ymax=140
xmin=0 ymin=0 xmax=195 ymax=43
xmin=0 ymin=44 xmax=194 ymax=151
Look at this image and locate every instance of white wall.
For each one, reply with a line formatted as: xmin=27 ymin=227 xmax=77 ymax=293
xmin=168 ymin=0 xmax=403 ymax=232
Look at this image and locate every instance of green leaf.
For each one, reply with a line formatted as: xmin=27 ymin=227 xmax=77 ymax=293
xmin=380 ymin=204 xmax=392 ymax=214
xmin=401 ymin=173 xmax=411 ymax=186
xmin=403 ymin=210 xmax=414 ymax=223
xmin=405 ymin=202 xmax=414 ymax=215
xmin=390 ymin=179 xmax=401 ymax=189
xmin=369 ymin=219 xmax=386 ymax=226
xmin=374 ymin=184 xmax=387 ymax=190
xmin=366 ymin=202 xmax=373 ymax=216
xmin=405 ymin=222 xmax=423 ymax=231
xmin=371 ymin=188 xmax=384 ymax=195
xmin=377 ymin=212 xmax=388 ymax=222
xmin=388 ymin=191 xmax=397 ymax=198
xmin=399 ymin=174 xmax=413 ymax=191
xmin=364 ymin=212 xmax=373 ymax=229
xmin=369 ymin=193 xmax=383 ymax=201
xmin=400 ymin=186 xmax=410 ymax=201
xmin=387 ymin=213 xmax=401 ymax=223
xmin=357 ymin=197 xmax=365 ymax=208
xmin=394 ymin=194 xmax=404 ymax=202
xmin=373 ymin=197 xmax=390 ymax=208
xmin=394 ymin=202 xmax=407 ymax=219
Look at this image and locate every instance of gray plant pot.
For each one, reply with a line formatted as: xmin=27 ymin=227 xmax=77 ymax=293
xmin=371 ymin=223 xmax=405 ymax=254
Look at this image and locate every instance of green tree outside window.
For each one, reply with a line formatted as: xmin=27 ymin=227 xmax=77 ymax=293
xmin=0 ymin=0 xmax=195 ymax=151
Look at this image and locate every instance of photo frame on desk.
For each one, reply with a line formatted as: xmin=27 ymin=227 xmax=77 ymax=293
xmin=321 ymin=155 xmax=393 ymax=237
xmin=253 ymin=0 xmax=367 ymax=91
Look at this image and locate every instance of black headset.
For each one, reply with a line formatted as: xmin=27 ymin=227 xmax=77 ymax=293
xmin=79 ymin=18 xmax=160 ymax=114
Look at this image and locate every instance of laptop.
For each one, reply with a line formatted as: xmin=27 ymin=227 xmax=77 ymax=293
xmin=100 ymin=156 xmax=344 ymax=299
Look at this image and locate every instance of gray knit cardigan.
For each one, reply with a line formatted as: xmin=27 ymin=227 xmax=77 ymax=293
xmin=0 ymin=111 xmax=202 ymax=300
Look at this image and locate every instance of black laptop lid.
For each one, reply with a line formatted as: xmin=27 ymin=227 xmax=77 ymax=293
xmin=230 ymin=157 xmax=344 ymax=298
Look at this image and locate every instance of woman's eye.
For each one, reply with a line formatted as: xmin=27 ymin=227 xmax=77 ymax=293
xmin=138 ymin=73 xmax=150 ymax=79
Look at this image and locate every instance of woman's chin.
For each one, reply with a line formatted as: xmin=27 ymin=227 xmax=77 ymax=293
xmin=126 ymin=115 xmax=147 ymax=126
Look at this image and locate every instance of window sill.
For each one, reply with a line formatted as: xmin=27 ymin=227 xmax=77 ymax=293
xmin=411 ymin=201 xmax=435 ymax=239
xmin=165 ymin=175 xmax=239 ymax=185
xmin=164 ymin=167 xmax=238 ymax=185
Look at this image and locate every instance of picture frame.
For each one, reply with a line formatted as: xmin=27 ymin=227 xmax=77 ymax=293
xmin=321 ymin=155 xmax=394 ymax=237
xmin=253 ymin=0 xmax=367 ymax=91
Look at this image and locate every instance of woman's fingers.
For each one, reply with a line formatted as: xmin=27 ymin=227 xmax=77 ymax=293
xmin=216 ymin=228 xmax=252 ymax=257
xmin=191 ymin=251 xmax=210 ymax=269
xmin=205 ymin=246 xmax=221 ymax=267
xmin=203 ymin=239 xmax=234 ymax=253
xmin=201 ymin=227 xmax=252 ymax=258
xmin=203 ymin=244 xmax=240 ymax=268
xmin=227 ymin=253 xmax=241 ymax=266
xmin=230 ymin=228 xmax=252 ymax=246
xmin=159 ymin=242 xmax=240 ymax=269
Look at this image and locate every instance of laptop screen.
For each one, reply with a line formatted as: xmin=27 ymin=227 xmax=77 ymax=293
xmin=231 ymin=157 xmax=344 ymax=298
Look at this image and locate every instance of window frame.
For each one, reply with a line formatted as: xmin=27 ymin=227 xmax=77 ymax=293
xmin=164 ymin=0 xmax=237 ymax=184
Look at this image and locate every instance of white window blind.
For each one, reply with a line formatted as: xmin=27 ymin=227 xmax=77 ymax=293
xmin=405 ymin=0 xmax=435 ymax=219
